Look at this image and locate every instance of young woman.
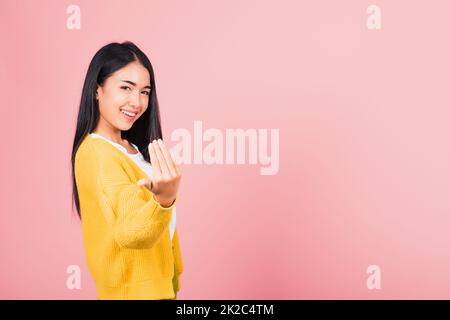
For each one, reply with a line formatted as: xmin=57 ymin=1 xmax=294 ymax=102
xmin=71 ymin=41 xmax=183 ymax=300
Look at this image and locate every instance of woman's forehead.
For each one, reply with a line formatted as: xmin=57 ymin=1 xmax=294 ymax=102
xmin=111 ymin=62 xmax=150 ymax=85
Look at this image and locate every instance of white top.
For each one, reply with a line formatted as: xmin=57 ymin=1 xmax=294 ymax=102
xmin=89 ymin=133 xmax=176 ymax=242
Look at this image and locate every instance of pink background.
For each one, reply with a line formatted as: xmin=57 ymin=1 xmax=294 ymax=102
xmin=1 ymin=0 xmax=450 ymax=299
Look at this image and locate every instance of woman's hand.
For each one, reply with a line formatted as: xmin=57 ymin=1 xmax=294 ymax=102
xmin=137 ymin=139 xmax=181 ymax=208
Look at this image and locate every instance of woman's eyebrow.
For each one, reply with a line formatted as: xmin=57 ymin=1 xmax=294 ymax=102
xmin=120 ymin=80 xmax=151 ymax=89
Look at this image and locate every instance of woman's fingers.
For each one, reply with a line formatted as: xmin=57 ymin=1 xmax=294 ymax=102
xmin=168 ymin=149 xmax=182 ymax=176
xmin=157 ymin=139 xmax=178 ymax=177
xmin=148 ymin=142 xmax=161 ymax=180
xmin=145 ymin=139 xmax=182 ymax=204
xmin=149 ymin=138 xmax=182 ymax=181
xmin=152 ymin=140 xmax=171 ymax=178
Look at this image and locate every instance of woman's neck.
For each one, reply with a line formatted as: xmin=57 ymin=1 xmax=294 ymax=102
xmin=92 ymin=127 xmax=123 ymax=145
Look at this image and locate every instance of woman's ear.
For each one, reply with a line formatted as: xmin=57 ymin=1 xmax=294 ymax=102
xmin=95 ymin=85 xmax=99 ymax=100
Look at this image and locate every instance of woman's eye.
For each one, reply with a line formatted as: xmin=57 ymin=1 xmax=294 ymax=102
xmin=142 ymin=91 xmax=150 ymax=96
xmin=120 ymin=86 xmax=131 ymax=91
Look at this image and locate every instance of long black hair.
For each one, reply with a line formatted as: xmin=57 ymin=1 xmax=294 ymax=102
xmin=71 ymin=41 xmax=163 ymax=219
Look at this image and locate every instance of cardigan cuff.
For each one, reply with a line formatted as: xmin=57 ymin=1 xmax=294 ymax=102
xmin=152 ymin=194 xmax=177 ymax=210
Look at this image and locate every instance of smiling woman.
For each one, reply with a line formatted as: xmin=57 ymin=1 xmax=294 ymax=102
xmin=70 ymin=41 xmax=184 ymax=300
xmin=118 ymin=79 xmax=151 ymax=122
xmin=96 ymin=63 xmax=152 ymax=130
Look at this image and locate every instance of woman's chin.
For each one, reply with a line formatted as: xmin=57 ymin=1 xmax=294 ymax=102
xmin=117 ymin=122 xmax=133 ymax=131
xmin=117 ymin=114 xmax=138 ymax=130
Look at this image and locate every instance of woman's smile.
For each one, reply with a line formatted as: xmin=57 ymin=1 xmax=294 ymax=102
xmin=120 ymin=108 xmax=138 ymax=121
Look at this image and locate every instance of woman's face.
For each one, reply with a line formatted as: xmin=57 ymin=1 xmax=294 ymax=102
xmin=96 ymin=61 xmax=151 ymax=131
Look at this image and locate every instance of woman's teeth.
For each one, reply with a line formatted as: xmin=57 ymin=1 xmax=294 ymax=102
xmin=120 ymin=110 xmax=137 ymax=121
xmin=121 ymin=110 xmax=136 ymax=117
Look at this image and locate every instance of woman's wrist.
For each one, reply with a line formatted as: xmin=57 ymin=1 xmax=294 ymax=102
xmin=153 ymin=194 xmax=176 ymax=208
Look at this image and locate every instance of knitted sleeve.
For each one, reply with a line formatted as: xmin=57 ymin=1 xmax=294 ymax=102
xmin=172 ymin=227 xmax=184 ymax=292
xmin=172 ymin=228 xmax=184 ymax=274
xmin=93 ymin=144 xmax=177 ymax=250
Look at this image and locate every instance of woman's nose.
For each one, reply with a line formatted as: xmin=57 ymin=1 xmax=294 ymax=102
xmin=128 ymin=90 xmax=140 ymax=106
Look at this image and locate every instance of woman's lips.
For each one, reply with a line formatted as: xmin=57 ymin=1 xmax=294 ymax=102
xmin=120 ymin=110 xmax=137 ymax=121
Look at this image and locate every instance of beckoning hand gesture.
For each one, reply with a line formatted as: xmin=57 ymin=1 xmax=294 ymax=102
xmin=137 ymin=139 xmax=181 ymax=208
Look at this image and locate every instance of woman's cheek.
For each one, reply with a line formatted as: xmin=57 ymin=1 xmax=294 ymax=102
xmin=114 ymin=96 xmax=127 ymax=109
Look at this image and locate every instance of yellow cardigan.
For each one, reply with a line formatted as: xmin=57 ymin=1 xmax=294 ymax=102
xmin=74 ymin=134 xmax=183 ymax=299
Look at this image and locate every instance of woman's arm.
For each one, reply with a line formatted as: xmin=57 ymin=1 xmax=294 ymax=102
xmin=76 ymin=138 xmax=181 ymax=250
xmin=172 ymin=228 xmax=183 ymax=293
xmin=85 ymin=141 xmax=177 ymax=250
xmin=99 ymin=173 xmax=177 ymax=250
xmin=172 ymin=228 xmax=184 ymax=274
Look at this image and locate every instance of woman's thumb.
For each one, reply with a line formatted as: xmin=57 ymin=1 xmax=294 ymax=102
xmin=137 ymin=178 xmax=152 ymax=189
